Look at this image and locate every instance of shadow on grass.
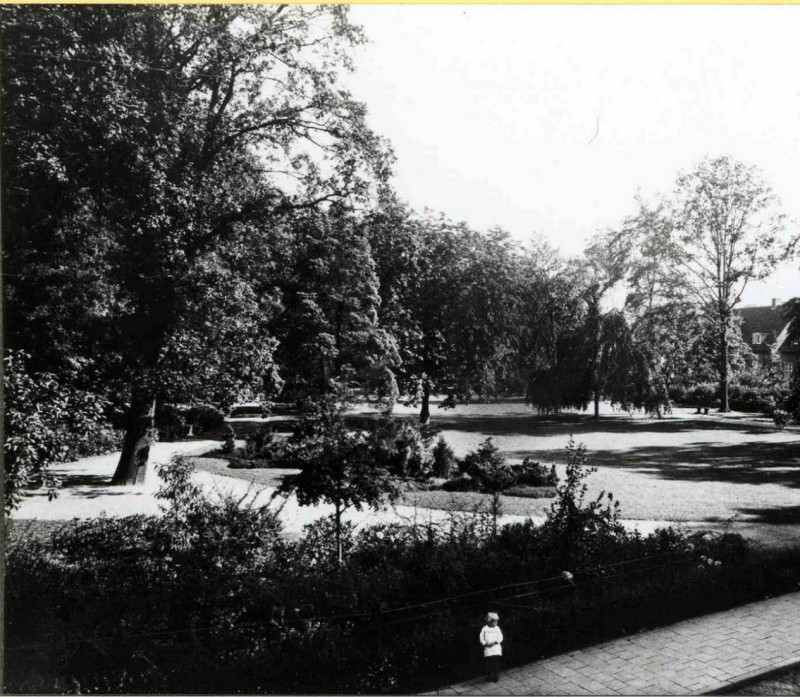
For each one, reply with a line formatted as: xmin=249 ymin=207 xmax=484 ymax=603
xmin=736 ymin=505 xmax=800 ymax=525
xmin=24 ymin=472 xmax=145 ymax=499
xmin=509 ymin=440 xmax=800 ymax=488
xmin=435 ymin=412 xmax=773 ymax=438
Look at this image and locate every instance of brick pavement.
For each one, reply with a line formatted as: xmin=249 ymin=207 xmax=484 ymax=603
xmin=424 ymin=592 xmax=800 ymax=695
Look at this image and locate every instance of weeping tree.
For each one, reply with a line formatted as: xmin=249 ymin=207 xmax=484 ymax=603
xmin=2 ymin=5 xmax=391 ymax=484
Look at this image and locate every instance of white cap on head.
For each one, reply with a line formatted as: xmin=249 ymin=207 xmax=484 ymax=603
xmin=486 ymin=612 xmax=499 ymax=622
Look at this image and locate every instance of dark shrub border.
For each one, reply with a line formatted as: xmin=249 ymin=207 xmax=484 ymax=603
xmin=6 ymin=454 xmax=800 ymax=694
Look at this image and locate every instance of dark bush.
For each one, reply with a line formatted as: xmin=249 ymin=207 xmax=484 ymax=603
xmin=221 ymin=424 xmax=236 ymax=454
xmin=184 ymin=403 xmax=225 ymax=433
xmin=668 ymin=384 xmax=688 ymax=405
xmin=504 ymin=485 xmax=557 ymax=499
xmin=155 ymin=403 xmax=188 ymax=441
xmin=432 ymin=436 xmax=456 ymax=478
xmin=686 ymin=382 xmax=718 ymax=410
xmin=7 ymin=449 xmax=800 ymax=695
xmin=782 ymin=368 xmax=800 ymax=423
xmin=229 ymin=403 xmax=265 ymax=418
xmin=510 ymin=458 xmax=558 ymax=486
xmin=440 ymin=474 xmax=479 ymax=492
xmin=459 ymin=437 xmax=506 ymax=482
xmin=727 ymin=382 xmax=783 ymax=415
xmin=3 ymin=350 xmax=124 ymax=513
xmin=365 ymin=416 xmax=433 ymax=479
xmin=237 ymin=424 xmax=285 ymax=462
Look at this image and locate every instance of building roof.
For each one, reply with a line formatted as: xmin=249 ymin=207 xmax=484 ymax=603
xmin=735 ymin=299 xmax=799 ymax=356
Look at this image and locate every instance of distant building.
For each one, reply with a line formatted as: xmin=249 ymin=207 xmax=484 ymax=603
xmin=735 ymin=298 xmax=799 ymax=379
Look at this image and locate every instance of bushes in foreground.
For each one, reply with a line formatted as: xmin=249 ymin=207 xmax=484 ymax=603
xmin=3 ymin=350 xmax=124 ymax=513
xmin=6 ymin=454 xmax=800 ymax=694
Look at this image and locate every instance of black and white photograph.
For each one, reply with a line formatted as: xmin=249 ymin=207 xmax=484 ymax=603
xmin=2 ymin=3 xmax=800 ymax=694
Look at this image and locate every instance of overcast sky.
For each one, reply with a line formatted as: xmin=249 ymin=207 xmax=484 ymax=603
xmin=344 ymin=5 xmax=799 ymax=307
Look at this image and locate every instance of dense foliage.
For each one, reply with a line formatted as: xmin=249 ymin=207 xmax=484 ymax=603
xmin=3 ymin=351 xmax=123 ymax=513
xmin=2 ymin=4 xmax=391 ymax=483
xmin=7 ymin=453 xmax=800 ymax=694
xmin=3 ymin=6 xmax=795 ymax=495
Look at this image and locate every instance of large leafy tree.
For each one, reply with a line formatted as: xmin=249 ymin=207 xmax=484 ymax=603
xmin=366 ymin=209 xmax=465 ymax=422
xmin=448 ymin=227 xmax=525 ymax=403
xmin=368 ymin=208 xmax=525 ymax=422
xmin=274 ymin=207 xmax=399 ymax=407
xmin=617 ymin=157 xmax=789 ymax=411
xmin=2 ymin=5 xmax=390 ymax=483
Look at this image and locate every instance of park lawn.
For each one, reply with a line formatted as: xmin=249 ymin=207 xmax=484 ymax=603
xmin=189 ymin=456 xmax=298 ymax=490
xmin=191 ymin=399 xmax=800 ymax=545
xmin=375 ymin=399 xmax=800 ymax=544
xmin=399 ymin=488 xmax=554 ymax=517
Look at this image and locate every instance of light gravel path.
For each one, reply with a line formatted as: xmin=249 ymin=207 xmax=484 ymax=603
xmin=10 ymin=439 xmax=675 ymax=537
xmin=10 ymin=400 xmax=799 ymax=546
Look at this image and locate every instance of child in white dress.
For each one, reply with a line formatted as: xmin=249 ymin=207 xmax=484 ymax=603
xmin=479 ymin=612 xmax=503 ymax=682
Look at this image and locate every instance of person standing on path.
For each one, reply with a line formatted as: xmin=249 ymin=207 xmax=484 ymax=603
xmin=480 ymin=612 xmax=503 ymax=682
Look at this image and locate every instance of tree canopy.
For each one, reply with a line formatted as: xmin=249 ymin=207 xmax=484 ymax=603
xmin=2 ymin=4 xmax=392 ymax=483
xmin=614 ymin=157 xmax=790 ymax=411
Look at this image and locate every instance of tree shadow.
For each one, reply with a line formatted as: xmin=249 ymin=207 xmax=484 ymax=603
xmin=508 ymin=440 xmax=800 ymax=488
xmin=434 ymin=413 xmax=770 ymax=438
xmin=57 ymin=473 xmax=114 ymax=488
xmin=735 ymin=505 xmax=800 ymax=525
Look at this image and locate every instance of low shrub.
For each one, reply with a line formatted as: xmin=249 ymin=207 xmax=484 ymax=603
xmin=7 ymin=445 xmax=800 ymax=695
xmin=504 ymin=485 xmax=557 ymax=499
xmin=221 ymin=424 xmax=236 ymax=454
xmin=511 ymin=458 xmax=558 ymax=486
xmin=365 ymin=417 xmax=434 ymax=479
xmin=727 ymin=383 xmax=776 ymax=414
xmin=239 ymin=425 xmax=285 ymax=461
xmin=440 ymin=474 xmax=479 ymax=492
xmin=229 ymin=403 xmax=265 ymax=418
xmin=460 ymin=437 xmax=506 ymax=481
xmin=432 ymin=436 xmax=456 ymax=478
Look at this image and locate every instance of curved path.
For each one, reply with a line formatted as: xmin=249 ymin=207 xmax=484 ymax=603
xmin=10 ymin=439 xmax=677 ymax=537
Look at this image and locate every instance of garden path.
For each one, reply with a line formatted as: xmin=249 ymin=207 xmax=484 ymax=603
xmin=9 ymin=439 xmax=677 ymax=537
xmin=425 ymin=591 xmax=800 ymax=696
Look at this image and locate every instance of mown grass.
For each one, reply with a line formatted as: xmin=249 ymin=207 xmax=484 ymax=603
xmin=189 ymin=456 xmax=298 ymax=489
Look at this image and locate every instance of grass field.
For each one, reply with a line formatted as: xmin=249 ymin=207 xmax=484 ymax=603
xmin=194 ymin=399 xmax=800 ymax=547
xmin=380 ymin=398 xmax=800 ymax=547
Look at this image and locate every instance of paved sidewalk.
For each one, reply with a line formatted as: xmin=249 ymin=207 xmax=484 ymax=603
xmin=427 ymin=592 xmax=800 ymax=695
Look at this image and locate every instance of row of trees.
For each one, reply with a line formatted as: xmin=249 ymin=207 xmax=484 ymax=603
xmin=3 ymin=5 xmax=798 ymax=499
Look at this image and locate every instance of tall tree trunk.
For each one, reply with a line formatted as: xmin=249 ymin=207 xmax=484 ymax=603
xmin=719 ymin=323 xmax=730 ymax=412
xmin=594 ymin=389 xmax=600 ymax=419
xmin=420 ymin=378 xmax=431 ymax=425
xmin=112 ymin=387 xmax=156 ymax=485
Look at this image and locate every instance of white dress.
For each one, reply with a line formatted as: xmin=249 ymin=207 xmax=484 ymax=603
xmin=480 ymin=625 xmax=503 ymax=657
